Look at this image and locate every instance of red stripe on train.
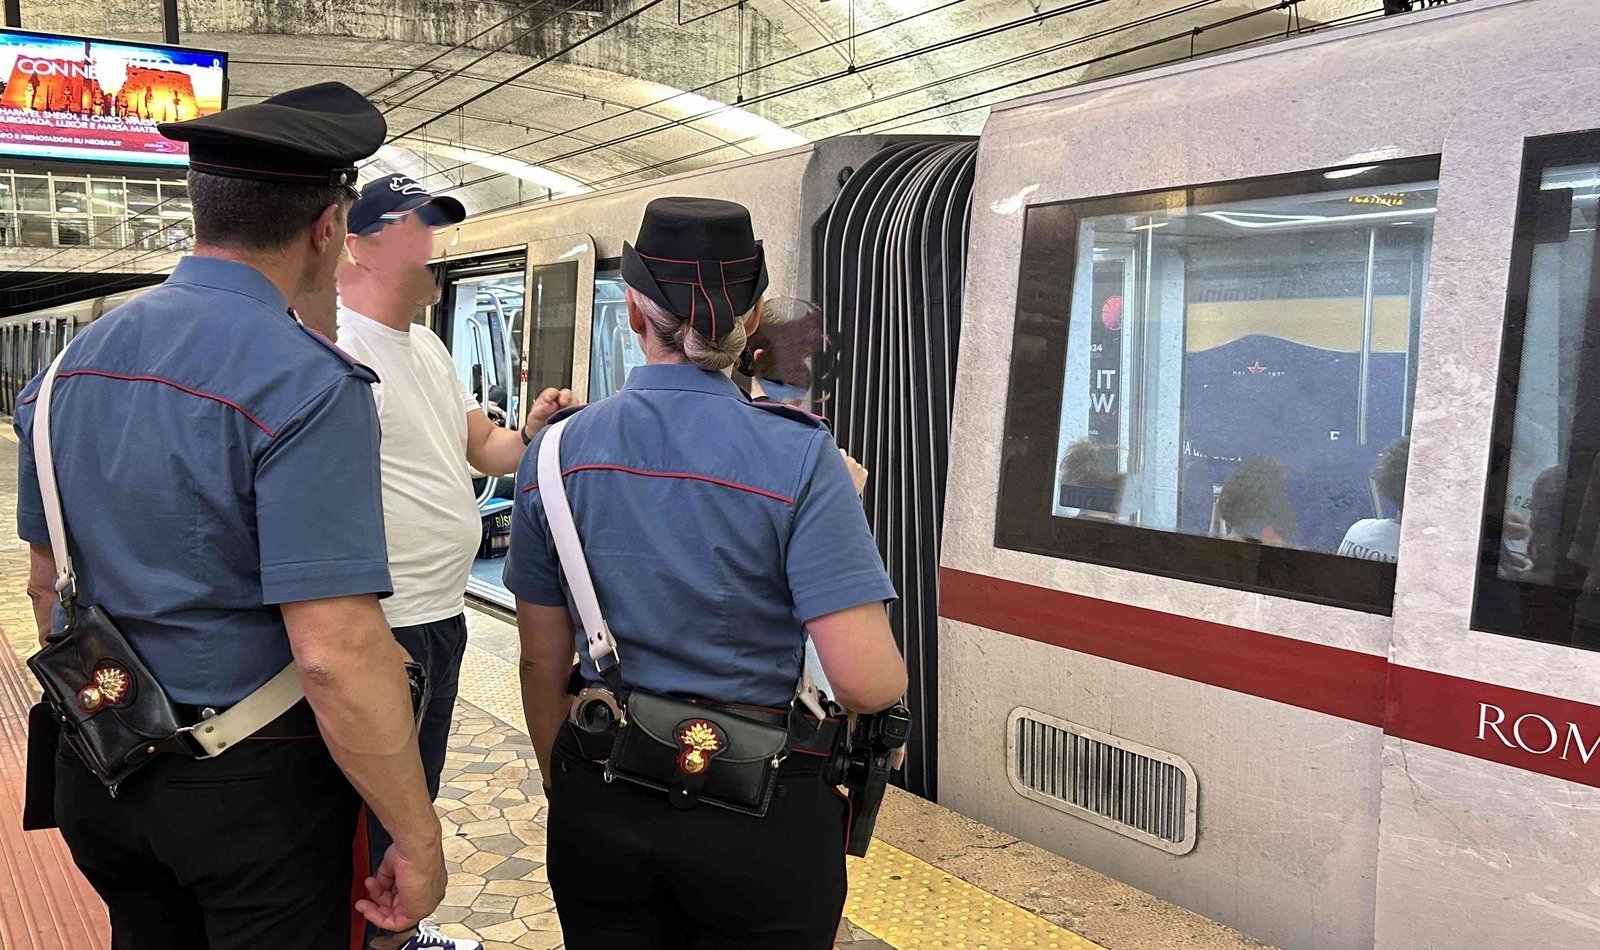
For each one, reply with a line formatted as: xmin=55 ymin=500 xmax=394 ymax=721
xmin=940 ymin=567 xmax=1600 ymax=789
xmin=938 ymin=567 xmax=1388 ymax=726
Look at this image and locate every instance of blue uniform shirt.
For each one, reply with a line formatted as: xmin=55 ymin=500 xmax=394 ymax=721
xmin=503 ymin=364 xmax=895 ymax=707
xmin=13 ymin=256 xmax=392 ymax=707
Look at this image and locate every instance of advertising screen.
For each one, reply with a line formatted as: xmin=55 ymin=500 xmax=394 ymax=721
xmin=0 ymin=29 xmax=226 ymax=166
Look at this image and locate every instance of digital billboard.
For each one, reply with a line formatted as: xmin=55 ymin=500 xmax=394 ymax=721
xmin=0 ymin=29 xmax=226 ymax=166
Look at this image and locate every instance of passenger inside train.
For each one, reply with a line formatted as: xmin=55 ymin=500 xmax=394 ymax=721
xmin=1214 ymin=455 xmax=1297 ymax=547
xmin=1057 ymin=437 xmax=1125 ymax=522
xmin=1336 ymin=437 xmax=1408 ymax=563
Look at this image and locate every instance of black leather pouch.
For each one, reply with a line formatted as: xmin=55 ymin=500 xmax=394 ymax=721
xmin=608 ymin=691 xmax=789 ymax=817
xmin=27 ymin=604 xmax=184 ymax=789
xmin=22 ymin=699 xmax=60 ymax=830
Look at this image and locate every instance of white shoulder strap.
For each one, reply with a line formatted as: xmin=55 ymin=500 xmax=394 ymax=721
xmin=536 ymin=417 xmax=825 ymax=718
xmin=34 ymin=349 xmax=75 ymax=598
xmin=32 ymin=344 xmax=304 ymax=757
xmin=537 ymin=418 xmax=619 ymax=667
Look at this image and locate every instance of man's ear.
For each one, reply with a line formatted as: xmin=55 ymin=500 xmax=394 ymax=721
xmin=310 ymin=203 xmax=341 ymax=254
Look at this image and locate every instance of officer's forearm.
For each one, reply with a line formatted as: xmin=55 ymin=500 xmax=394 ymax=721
xmin=27 ymin=544 xmax=55 ymax=645
xmin=515 ymin=601 xmax=576 ymax=785
xmin=282 ymin=596 xmax=441 ymax=851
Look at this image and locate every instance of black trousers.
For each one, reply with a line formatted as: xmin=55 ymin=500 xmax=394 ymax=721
xmin=546 ymin=726 xmax=850 ymax=950
xmin=55 ymin=730 xmax=360 ymax=949
xmin=366 ymin=612 xmax=468 ymax=942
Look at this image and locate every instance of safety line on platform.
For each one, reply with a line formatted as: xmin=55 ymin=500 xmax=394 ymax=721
xmin=847 ymin=840 xmax=1104 ymax=950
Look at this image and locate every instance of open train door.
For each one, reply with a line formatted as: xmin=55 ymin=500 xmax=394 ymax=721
xmin=815 ymin=139 xmax=978 ymax=799
xmin=429 ymin=234 xmax=596 ymax=617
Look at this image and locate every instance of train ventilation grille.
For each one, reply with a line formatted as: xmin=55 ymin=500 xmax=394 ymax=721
xmin=1007 ymin=708 xmax=1197 ymax=855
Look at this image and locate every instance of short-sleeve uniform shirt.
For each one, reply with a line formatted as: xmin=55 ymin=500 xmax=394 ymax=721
xmin=503 ymin=364 xmax=896 ymax=708
xmin=13 ymin=257 xmax=392 ymax=707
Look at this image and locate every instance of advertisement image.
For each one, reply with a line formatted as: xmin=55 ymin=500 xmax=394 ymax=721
xmin=0 ymin=29 xmax=226 ymax=166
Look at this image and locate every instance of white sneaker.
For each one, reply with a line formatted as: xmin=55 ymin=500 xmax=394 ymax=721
xmin=396 ymin=921 xmax=483 ymax=950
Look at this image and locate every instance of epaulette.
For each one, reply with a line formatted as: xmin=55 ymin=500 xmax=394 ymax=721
xmin=546 ymin=403 xmax=590 ymax=426
xmin=294 ymin=319 xmax=380 ymax=383
xmin=749 ymin=399 xmax=830 ymax=432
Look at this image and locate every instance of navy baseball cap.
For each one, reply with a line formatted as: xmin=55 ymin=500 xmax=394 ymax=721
xmin=348 ymin=174 xmax=466 ymax=236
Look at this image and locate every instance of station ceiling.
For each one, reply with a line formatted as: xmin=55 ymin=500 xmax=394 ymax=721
xmin=19 ymin=0 xmax=1385 ymax=216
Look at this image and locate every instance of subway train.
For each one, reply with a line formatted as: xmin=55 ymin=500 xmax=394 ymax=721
xmin=5 ymin=1 xmax=1600 ymax=947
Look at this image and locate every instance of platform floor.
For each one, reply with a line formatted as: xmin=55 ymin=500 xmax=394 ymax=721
xmin=0 ymin=428 xmax=1269 ymax=950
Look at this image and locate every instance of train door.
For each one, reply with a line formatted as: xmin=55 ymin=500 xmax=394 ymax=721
xmin=433 ymin=237 xmax=595 ymax=614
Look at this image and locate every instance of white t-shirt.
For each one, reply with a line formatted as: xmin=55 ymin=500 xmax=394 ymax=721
xmin=1337 ymin=518 xmax=1401 ymax=563
xmin=337 ymin=306 xmax=483 ymax=627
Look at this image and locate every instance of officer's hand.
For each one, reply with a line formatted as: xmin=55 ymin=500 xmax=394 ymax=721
xmin=891 ymin=748 xmax=906 ymax=771
xmin=357 ymin=838 xmax=447 ymax=931
xmin=527 ymin=388 xmax=576 ymax=429
xmin=841 ymin=449 xmax=868 ymax=497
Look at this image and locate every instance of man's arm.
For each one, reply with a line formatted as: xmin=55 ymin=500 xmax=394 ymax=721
xmin=516 ymin=601 xmax=576 ymax=786
xmin=254 ymin=375 xmax=443 ymax=930
xmin=282 ymin=595 xmax=444 ymax=929
xmin=465 ymin=387 xmax=574 ymax=476
xmin=28 ymin=544 xmax=54 ymax=646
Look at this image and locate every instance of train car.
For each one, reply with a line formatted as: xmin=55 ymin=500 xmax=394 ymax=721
xmin=941 ymin=0 xmax=1600 ymax=948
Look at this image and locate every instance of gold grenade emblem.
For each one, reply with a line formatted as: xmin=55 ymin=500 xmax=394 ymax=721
xmin=79 ymin=665 xmax=131 ymax=712
xmin=676 ymin=720 xmax=723 ymax=776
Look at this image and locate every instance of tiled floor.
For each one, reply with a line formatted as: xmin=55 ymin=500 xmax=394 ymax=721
xmin=430 ymin=705 xmax=561 ymax=949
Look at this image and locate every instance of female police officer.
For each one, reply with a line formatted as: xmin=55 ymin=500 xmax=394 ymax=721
xmin=505 ymin=196 xmax=907 ymax=949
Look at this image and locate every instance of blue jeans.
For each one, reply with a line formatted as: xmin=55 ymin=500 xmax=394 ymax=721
xmin=366 ymin=612 xmax=468 ymax=943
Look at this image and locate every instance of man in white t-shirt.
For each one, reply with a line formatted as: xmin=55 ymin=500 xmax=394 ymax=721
xmin=1337 ymin=437 xmax=1408 ymax=564
xmin=337 ymin=176 xmax=572 ymax=950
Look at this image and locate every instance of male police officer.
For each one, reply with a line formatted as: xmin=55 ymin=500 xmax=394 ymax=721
xmin=335 ymin=175 xmax=572 ymax=950
xmin=16 ymin=82 xmax=446 ymax=947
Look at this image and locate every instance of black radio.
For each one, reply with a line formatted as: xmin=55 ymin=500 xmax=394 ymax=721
xmin=826 ymin=703 xmax=913 ymax=857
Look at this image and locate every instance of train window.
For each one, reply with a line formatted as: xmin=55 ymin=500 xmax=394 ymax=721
xmin=525 ymin=260 xmax=578 ymax=404
xmin=588 ymin=262 xmax=642 ymax=401
xmin=997 ymin=158 xmax=1441 ymax=612
xmin=1475 ymin=130 xmax=1600 ymax=649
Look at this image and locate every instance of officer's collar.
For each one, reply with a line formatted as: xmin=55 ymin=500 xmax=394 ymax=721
xmin=168 ymin=256 xmax=290 ymax=314
xmin=622 ymin=363 xmax=746 ymax=399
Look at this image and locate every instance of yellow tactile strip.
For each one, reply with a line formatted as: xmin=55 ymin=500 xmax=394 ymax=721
xmin=458 ymin=642 xmax=528 ymax=733
xmin=846 ymin=840 xmax=1106 ymax=950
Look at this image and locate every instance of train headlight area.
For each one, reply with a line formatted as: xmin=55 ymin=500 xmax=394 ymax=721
xmin=7 ymin=1 xmax=1600 ymax=948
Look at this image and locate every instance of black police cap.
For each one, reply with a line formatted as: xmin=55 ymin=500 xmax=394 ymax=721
xmin=159 ymin=82 xmax=385 ymax=188
xmin=621 ymin=197 xmax=769 ymax=343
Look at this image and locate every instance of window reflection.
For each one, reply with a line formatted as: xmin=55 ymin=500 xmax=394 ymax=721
xmin=1477 ymin=131 xmax=1600 ymax=649
xmin=1050 ymin=169 xmax=1433 ymax=559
